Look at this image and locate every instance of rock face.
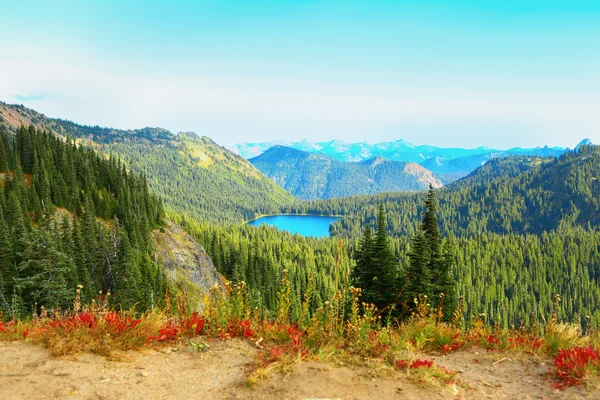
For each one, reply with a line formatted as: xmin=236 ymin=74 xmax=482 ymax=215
xmin=151 ymin=220 xmax=224 ymax=309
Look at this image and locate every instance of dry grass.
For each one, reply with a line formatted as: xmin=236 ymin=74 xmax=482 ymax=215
xmin=1 ymin=285 xmax=600 ymax=390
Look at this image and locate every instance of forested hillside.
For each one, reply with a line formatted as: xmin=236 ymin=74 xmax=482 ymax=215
xmin=100 ymin=133 xmax=296 ymax=223
xmin=250 ymin=145 xmax=442 ymax=200
xmin=255 ymin=147 xmax=600 ymax=326
xmin=293 ymin=149 xmax=600 ymax=238
xmin=174 ymin=215 xmax=349 ymax=319
xmin=0 ymin=102 xmax=296 ymax=223
xmin=185 ymin=199 xmax=600 ymax=327
xmin=0 ymin=125 xmax=166 ymax=317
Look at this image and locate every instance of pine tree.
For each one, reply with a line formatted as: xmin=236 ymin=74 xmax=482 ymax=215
xmin=437 ymin=240 xmax=458 ymax=321
xmin=362 ymin=204 xmax=398 ymax=311
xmin=422 ymin=184 xmax=442 ymax=284
xmin=0 ymin=132 xmax=8 ymax=172
xmin=351 ymin=225 xmax=373 ymax=291
xmin=113 ymin=226 xmax=141 ymax=310
xmin=71 ymin=219 xmax=93 ymax=302
xmin=404 ymin=231 xmax=432 ymax=312
xmin=0 ymin=213 xmax=15 ymax=314
xmin=15 ymin=228 xmax=76 ymax=311
xmin=0 ymin=128 xmax=13 ymax=171
xmin=407 ymin=185 xmax=458 ymax=320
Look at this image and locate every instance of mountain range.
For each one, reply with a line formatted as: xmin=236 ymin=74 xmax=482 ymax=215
xmin=228 ymin=139 xmax=570 ymax=183
xmin=249 ymin=146 xmax=442 ymax=200
xmin=0 ymin=101 xmax=595 ymax=221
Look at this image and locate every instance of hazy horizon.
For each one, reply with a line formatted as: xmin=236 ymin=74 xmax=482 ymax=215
xmin=1 ymin=1 xmax=599 ymax=148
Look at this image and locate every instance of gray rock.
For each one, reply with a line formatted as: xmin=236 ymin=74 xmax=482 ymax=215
xmin=151 ymin=221 xmax=225 ymax=310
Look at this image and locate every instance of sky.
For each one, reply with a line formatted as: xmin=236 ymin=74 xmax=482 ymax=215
xmin=1 ymin=0 xmax=599 ymax=149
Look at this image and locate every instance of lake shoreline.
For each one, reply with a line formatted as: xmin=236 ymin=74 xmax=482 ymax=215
xmin=246 ymin=214 xmax=342 ymax=238
xmin=243 ymin=213 xmax=345 ymax=225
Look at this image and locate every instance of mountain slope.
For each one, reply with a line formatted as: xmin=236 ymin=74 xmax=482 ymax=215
xmin=0 ymin=124 xmax=167 ymax=316
xmin=249 ymin=145 xmax=442 ymax=200
xmin=300 ymin=145 xmax=600 ymax=237
xmin=0 ymin=102 xmax=297 ymax=223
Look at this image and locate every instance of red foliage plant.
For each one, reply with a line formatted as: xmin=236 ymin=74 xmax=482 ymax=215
xmin=179 ymin=312 xmax=206 ymax=336
xmin=49 ymin=312 xmax=98 ymax=331
xmin=553 ymin=346 xmax=600 ymax=388
xmin=286 ymin=324 xmax=302 ymax=347
xmin=410 ymin=359 xmax=434 ymax=369
xmin=104 ymin=312 xmax=141 ymax=333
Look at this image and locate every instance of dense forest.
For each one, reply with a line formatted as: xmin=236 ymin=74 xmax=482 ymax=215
xmin=173 ymin=213 xmax=350 ymax=320
xmin=188 ymin=197 xmax=600 ymax=328
xmin=184 ymin=148 xmax=600 ymax=327
xmin=0 ymin=125 xmax=167 ymax=318
xmin=290 ymin=148 xmax=600 ymax=238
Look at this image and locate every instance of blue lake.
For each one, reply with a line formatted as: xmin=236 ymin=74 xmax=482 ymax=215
xmin=247 ymin=215 xmax=341 ymax=238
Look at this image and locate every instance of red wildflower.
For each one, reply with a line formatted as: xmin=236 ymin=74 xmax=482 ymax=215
xmin=486 ymin=335 xmax=499 ymax=345
xmin=286 ymin=324 xmax=302 ymax=346
xmin=410 ymin=359 xmax=434 ymax=369
xmin=154 ymin=323 xmax=179 ymax=342
xmin=78 ymin=312 xmax=97 ymax=329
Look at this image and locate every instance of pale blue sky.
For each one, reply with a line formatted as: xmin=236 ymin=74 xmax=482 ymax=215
xmin=1 ymin=1 xmax=599 ymax=148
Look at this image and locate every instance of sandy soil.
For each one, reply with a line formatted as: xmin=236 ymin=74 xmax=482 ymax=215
xmin=0 ymin=339 xmax=597 ymax=400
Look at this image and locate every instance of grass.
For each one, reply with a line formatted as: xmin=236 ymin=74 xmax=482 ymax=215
xmin=1 ymin=284 xmax=600 ymax=391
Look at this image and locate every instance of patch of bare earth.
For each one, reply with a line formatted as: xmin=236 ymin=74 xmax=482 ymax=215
xmin=0 ymin=341 xmax=596 ymax=400
xmin=430 ymin=348 xmax=597 ymax=399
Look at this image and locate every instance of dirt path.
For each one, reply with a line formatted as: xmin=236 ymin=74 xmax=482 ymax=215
xmin=0 ymin=340 xmax=596 ymax=399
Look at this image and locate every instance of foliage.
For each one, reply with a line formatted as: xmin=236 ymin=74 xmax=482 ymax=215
xmin=3 ymin=284 xmax=600 ymax=390
xmin=405 ymin=185 xmax=457 ymax=320
xmin=0 ymin=125 xmax=165 ymax=317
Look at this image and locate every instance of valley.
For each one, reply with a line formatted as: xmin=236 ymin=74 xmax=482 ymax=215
xmin=1 ymin=102 xmax=600 ymax=397
xmin=3 ymin=2 xmax=600 ymax=398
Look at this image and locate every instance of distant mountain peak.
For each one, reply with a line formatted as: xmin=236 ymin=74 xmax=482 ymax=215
xmin=577 ymin=138 xmax=593 ymax=147
xmin=361 ymin=156 xmax=387 ymax=167
xmin=178 ymin=131 xmax=200 ymax=140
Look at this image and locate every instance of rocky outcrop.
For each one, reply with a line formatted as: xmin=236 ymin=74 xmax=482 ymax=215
xmin=151 ymin=220 xmax=224 ymax=309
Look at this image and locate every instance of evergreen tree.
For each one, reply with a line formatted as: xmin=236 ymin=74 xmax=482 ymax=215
xmin=0 ymin=131 xmax=8 ymax=172
xmin=406 ymin=185 xmax=458 ymax=320
xmin=0 ymin=213 xmax=14 ymax=314
xmin=0 ymin=128 xmax=13 ymax=171
xmin=351 ymin=225 xmax=373 ymax=291
xmin=422 ymin=184 xmax=442 ymax=284
xmin=15 ymin=228 xmax=76 ymax=311
xmin=362 ymin=204 xmax=398 ymax=311
xmin=404 ymin=231 xmax=432 ymax=312
xmin=437 ymin=239 xmax=458 ymax=321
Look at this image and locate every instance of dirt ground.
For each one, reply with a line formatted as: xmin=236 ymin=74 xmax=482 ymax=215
xmin=0 ymin=339 xmax=597 ymax=400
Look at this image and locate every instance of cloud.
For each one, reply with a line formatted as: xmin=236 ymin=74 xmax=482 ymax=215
xmin=13 ymin=92 xmax=60 ymax=102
